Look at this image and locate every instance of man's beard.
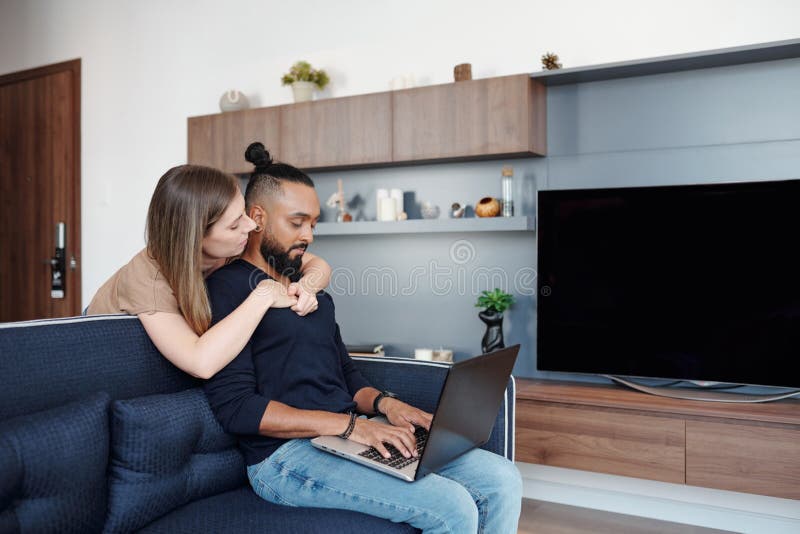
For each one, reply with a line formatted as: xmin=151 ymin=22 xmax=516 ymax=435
xmin=259 ymin=235 xmax=306 ymax=282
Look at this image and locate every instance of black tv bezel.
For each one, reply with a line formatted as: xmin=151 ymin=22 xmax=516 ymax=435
xmin=535 ymin=179 xmax=800 ymax=390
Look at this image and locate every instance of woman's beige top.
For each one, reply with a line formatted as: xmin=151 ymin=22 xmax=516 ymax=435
xmin=87 ymin=248 xmax=181 ymax=315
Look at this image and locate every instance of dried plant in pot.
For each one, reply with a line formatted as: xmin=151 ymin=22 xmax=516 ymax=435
xmin=281 ymin=61 xmax=330 ymax=102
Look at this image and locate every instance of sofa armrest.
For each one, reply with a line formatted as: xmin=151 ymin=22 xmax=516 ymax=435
xmin=351 ymin=356 xmax=515 ymax=461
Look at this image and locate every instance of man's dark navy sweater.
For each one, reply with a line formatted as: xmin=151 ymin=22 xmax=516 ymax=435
xmin=203 ymin=259 xmax=370 ymax=466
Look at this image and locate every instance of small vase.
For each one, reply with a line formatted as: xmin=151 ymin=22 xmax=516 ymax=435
xmin=475 ymin=197 xmax=501 ymax=218
xmin=479 ymin=310 xmax=505 ymax=354
xmin=291 ymin=81 xmax=316 ymax=103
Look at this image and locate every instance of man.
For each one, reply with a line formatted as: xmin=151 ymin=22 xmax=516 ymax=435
xmin=204 ymin=153 xmax=522 ymax=533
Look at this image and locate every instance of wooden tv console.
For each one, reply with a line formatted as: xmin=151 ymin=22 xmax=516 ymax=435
xmin=515 ymin=379 xmax=800 ymax=500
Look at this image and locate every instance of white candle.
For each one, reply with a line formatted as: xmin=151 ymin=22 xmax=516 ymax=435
xmin=378 ymin=196 xmax=397 ymax=222
xmin=376 ymin=189 xmax=389 ymax=221
xmin=390 ymin=189 xmax=403 ymax=218
xmin=415 ymin=348 xmax=434 ymax=361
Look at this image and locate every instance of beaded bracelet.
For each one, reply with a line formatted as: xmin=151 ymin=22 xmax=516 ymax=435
xmin=338 ymin=411 xmax=357 ymax=440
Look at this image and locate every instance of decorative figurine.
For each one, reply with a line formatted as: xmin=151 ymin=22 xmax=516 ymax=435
xmin=450 ymin=202 xmax=466 ymax=218
xmin=325 ymin=179 xmax=352 ymax=222
xmin=541 ymin=52 xmax=563 ymax=70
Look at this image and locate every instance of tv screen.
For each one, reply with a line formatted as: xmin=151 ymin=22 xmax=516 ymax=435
xmin=537 ymin=179 xmax=800 ymax=389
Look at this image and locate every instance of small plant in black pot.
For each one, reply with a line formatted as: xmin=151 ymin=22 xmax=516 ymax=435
xmin=475 ymin=288 xmax=514 ymax=354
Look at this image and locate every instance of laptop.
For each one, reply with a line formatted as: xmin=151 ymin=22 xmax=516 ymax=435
xmin=311 ymin=345 xmax=519 ymax=482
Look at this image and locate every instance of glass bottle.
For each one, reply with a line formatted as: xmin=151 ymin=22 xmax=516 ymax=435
xmin=501 ymin=166 xmax=514 ymax=217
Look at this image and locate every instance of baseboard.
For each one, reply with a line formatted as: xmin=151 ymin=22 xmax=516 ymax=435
xmin=516 ymin=462 xmax=800 ymax=534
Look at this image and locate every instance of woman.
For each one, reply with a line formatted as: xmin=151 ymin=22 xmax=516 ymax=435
xmin=88 ymin=164 xmax=331 ymax=379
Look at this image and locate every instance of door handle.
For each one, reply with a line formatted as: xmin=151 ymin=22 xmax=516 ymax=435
xmin=50 ymin=222 xmax=66 ymax=299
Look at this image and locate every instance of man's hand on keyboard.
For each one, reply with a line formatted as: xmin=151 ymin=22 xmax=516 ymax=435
xmin=380 ymin=398 xmax=433 ymax=434
xmin=349 ymin=418 xmax=417 ymax=459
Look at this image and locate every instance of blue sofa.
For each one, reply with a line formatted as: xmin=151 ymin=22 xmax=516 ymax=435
xmin=0 ymin=315 xmax=515 ymax=533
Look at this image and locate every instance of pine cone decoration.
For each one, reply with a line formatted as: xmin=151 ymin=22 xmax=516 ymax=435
xmin=541 ymin=52 xmax=562 ymax=71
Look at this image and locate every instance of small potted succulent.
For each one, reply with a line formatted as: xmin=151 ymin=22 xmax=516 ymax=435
xmin=475 ymin=288 xmax=514 ymax=354
xmin=281 ymin=60 xmax=330 ymax=102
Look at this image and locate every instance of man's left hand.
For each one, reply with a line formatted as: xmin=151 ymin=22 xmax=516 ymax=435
xmin=288 ymin=282 xmax=319 ymax=316
xmin=380 ymin=398 xmax=433 ymax=433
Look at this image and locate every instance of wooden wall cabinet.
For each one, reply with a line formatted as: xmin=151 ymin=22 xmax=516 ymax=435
xmin=187 ymin=74 xmax=546 ymax=172
xmin=516 ymin=380 xmax=800 ymax=500
xmin=392 ymin=74 xmax=546 ymax=163
xmin=188 ymin=107 xmax=281 ymax=174
xmin=517 ymin=402 xmax=686 ymax=484
xmin=686 ymin=421 xmax=800 ymax=499
xmin=279 ymin=92 xmax=392 ymax=170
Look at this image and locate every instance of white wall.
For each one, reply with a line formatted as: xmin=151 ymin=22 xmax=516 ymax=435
xmin=1 ymin=1 xmax=799 ymax=527
xmin=1 ymin=0 xmax=798 ymax=305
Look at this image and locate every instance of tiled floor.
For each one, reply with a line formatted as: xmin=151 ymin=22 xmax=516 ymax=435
xmin=518 ymin=499 xmax=735 ymax=534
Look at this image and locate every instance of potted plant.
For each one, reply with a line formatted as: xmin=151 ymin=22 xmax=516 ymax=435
xmin=281 ymin=60 xmax=330 ymax=103
xmin=475 ymin=288 xmax=514 ymax=354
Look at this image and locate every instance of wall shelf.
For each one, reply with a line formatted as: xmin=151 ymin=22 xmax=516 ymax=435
xmin=530 ymin=38 xmax=800 ymax=86
xmin=314 ymin=216 xmax=534 ymax=236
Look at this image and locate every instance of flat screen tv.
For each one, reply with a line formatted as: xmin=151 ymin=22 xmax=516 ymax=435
xmin=536 ymin=179 xmax=800 ymax=392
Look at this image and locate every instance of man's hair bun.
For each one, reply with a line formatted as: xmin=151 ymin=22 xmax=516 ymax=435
xmin=244 ymin=142 xmax=274 ymax=171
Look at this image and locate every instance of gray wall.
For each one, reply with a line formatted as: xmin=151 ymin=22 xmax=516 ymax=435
xmin=307 ymin=57 xmax=800 ymax=380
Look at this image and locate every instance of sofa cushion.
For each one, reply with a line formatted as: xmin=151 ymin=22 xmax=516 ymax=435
xmin=138 ymin=487 xmax=419 ymax=533
xmin=0 ymin=392 xmax=110 ymax=534
xmin=106 ymin=388 xmax=245 ymax=533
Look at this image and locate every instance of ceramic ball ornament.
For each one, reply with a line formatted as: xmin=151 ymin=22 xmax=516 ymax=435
xmin=219 ymin=90 xmax=249 ymax=112
xmin=475 ymin=197 xmax=501 ymax=217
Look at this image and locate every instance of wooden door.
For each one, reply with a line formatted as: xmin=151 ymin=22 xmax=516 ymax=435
xmin=0 ymin=59 xmax=81 ymax=321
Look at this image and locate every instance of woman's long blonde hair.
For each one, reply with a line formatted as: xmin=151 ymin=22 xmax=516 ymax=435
xmin=146 ymin=165 xmax=240 ymax=335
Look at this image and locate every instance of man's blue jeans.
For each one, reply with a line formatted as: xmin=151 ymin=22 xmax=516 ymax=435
xmin=246 ymin=438 xmax=522 ymax=534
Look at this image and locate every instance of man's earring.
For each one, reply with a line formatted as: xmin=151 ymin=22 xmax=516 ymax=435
xmin=253 ymin=225 xmax=262 ymax=232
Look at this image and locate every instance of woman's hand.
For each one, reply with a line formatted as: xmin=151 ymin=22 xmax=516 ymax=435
xmin=254 ymin=279 xmax=297 ymax=308
xmin=288 ymin=282 xmax=319 ymax=316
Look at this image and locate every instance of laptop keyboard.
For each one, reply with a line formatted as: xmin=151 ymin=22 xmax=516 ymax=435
xmin=358 ymin=425 xmax=429 ymax=469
